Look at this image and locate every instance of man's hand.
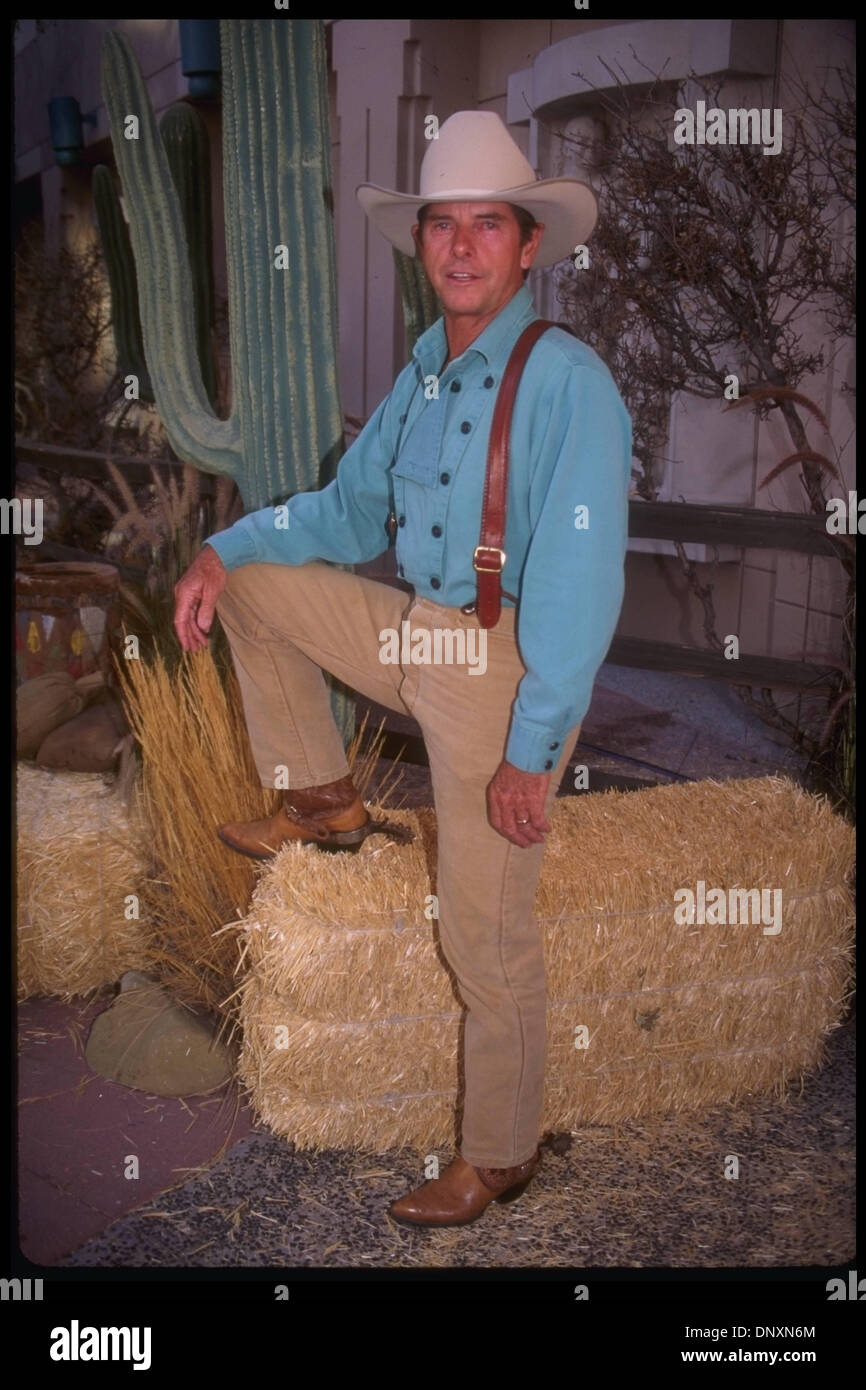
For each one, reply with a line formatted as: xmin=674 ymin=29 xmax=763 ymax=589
xmin=173 ymin=545 xmax=227 ymax=652
xmin=487 ymin=759 xmax=552 ymax=848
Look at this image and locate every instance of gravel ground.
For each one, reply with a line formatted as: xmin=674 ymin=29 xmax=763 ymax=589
xmin=57 ymin=1014 xmax=854 ymax=1269
xmin=45 ymin=667 xmax=852 ymax=1273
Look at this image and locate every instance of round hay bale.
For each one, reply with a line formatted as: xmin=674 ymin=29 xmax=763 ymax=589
xmin=16 ymin=764 xmax=153 ymax=1000
xmin=236 ymin=777 xmax=855 ymax=1153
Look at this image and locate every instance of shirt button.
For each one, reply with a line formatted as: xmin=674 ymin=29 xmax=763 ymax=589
xmin=398 ymin=515 xmax=406 ymax=527
xmin=544 ymin=760 xmax=554 ymax=771
xmin=430 ymin=577 xmax=441 ymax=590
xmin=450 ymin=381 xmax=461 ymax=393
xmin=549 ymin=742 xmax=559 ymax=750
xmin=431 ymin=524 xmax=442 ymax=538
xmin=460 ymin=421 xmax=471 ymax=434
xmin=440 ymin=472 xmax=451 ymax=485
xmin=399 ymin=413 xmax=406 ymax=423
xmin=484 ymin=375 xmax=494 ymax=388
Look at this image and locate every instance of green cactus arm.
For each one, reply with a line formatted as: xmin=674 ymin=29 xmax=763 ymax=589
xmin=100 ymin=29 xmax=240 ymax=479
xmin=159 ymin=103 xmax=219 ymax=411
xmin=92 ymin=164 xmax=154 ymax=401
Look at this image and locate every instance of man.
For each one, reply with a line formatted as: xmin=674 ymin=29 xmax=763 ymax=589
xmin=173 ymin=111 xmax=632 ymax=1227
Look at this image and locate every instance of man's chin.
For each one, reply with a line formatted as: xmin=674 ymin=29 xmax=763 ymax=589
xmin=438 ymin=287 xmax=486 ymax=313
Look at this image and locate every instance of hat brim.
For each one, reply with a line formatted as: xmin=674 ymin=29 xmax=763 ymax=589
xmin=356 ymin=178 xmax=598 ymax=269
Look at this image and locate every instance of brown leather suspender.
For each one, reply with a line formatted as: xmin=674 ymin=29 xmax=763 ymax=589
xmin=473 ymin=319 xmax=556 ymax=629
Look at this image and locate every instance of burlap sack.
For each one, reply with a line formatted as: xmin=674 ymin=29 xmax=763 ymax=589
xmin=17 ymin=673 xmax=86 ymax=758
xmin=35 ymin=699 xmax=128 ymax=773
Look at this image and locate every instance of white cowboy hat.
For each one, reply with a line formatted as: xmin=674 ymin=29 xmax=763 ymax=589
xmin=356 ymin=110 xmax=598 ymax=270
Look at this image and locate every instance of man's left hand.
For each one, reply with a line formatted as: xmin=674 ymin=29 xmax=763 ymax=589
xmin=487 ymin=759 xmax=552 ymax=848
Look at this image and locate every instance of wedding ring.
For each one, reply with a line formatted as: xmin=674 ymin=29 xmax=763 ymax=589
xmin=516 ymin=817 xmax=530 ymax=824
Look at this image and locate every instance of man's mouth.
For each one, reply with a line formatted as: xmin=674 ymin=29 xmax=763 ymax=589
xmin=446 ymin=272 xmax=479 ymax=281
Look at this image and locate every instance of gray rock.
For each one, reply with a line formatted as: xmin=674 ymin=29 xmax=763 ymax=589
xmin=85 ymin=983 xmax=233 ymax=1097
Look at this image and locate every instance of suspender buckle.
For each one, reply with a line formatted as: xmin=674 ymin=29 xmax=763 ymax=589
xmin=473 ymin=545 xmax=506 ymax=573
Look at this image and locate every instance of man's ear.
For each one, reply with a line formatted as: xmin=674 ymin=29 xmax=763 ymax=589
xmin=411 ymin=222 xmax=423 ymax=256
xmin=520 ymin=221 xmax=545 ymax=272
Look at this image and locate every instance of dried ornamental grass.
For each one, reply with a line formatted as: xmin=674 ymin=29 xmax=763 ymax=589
xmin=236 ymin=777 xmax=855 ymax=1154
xmin=16 ymin=764 xmax=152 ymax=1000
xmin=117 ymin=645 xmax=276 ymax=1018
xmin=117 ymin=644 xmax=405 ymax=1022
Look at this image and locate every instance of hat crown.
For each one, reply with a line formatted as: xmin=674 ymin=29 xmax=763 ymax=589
xmin=354 ymin=107 xmax=599 ymax=268
xmin=419 ymin=111 xmax=537 ymax=199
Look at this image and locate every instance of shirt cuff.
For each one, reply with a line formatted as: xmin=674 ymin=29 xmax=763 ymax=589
xmin=505 ymin=717 xmax=572 ymax=774
xmin=203 ymin=520 xmax=261 ymax=571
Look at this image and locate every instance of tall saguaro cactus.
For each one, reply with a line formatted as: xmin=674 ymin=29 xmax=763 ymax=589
xmin=393 ymin=248 xmax=440 ymax=355
xmin=93 ymin=162 xmax=155 ymax=401
xmin=94 ymin=102 xmax=218 ymax=408
xmin=159 ymin=102 xmax=219 ymax=410
xmin=101 ymin=19 xmax=353 ymax=740
xmin=101 ymin=20 xmax=343 ymax=510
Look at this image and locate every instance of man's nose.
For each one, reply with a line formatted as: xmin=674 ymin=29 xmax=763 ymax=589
xmin=450 ymin=225 xmax=475 ymax=256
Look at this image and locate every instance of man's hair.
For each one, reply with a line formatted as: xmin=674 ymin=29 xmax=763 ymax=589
xmin=415 ymin=202 xmax=539 ymax=280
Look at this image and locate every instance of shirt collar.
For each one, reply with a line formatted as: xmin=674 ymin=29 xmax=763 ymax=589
xmin=412 ymin=284 xmax=537 ymax=377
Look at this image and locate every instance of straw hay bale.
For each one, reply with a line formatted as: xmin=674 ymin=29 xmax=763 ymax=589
xmin=16 ymin=764 xmax=152 ymax=1000
xmin=237 ymin=777 xmax=855 ymax=1153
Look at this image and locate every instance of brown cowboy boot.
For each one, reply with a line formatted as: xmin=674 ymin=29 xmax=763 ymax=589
xmin=217 ymin=774 xmax=412 ymax=860
xmin=218 ymin=774 xmax=369 ymax=859
xmin=388 ymin=1149 xmax=542 ymax=1228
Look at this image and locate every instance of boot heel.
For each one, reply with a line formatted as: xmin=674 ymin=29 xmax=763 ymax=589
xmin=495 ymin=1176 xmax=533 ymax=1205
xmin=315 ymin=839 xmax=364 ymax=856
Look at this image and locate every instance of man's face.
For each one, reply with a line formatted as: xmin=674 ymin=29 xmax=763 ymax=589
xmin=411 ymin=202 xmax=544 ymax=323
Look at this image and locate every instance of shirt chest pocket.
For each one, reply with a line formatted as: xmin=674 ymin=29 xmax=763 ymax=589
xmin=391 ymin=396 xmax=447 ymax=489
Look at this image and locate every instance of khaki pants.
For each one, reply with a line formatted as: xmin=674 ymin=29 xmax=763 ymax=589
xmin=216 ymin=561 xmax=579 ymax=1167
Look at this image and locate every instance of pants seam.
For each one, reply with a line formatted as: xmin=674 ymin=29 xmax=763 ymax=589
xmin=499 ymin=840 xmax=528 ymax=1163
xmin=258 ymin=639 xmax=322 ymax=786
xmin=458 ymin=839 xmax=533 ymax=1170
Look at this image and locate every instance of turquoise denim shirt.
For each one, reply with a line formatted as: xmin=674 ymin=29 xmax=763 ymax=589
xmin=205 ymin=284 xmax=632 ymax=773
